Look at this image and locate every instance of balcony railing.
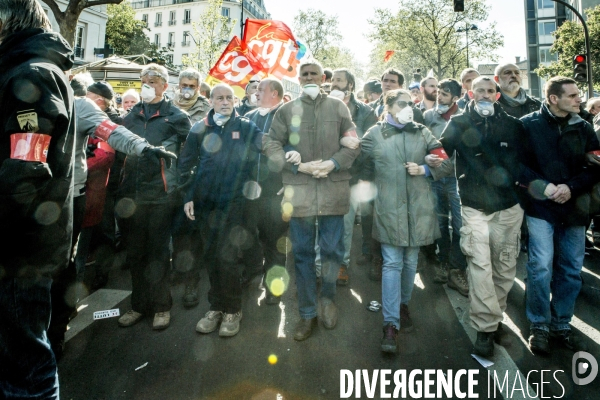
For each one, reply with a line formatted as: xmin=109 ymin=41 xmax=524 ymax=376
xmin=166 ymin=42 xmax=174 ymax=47
xmin=154 ymin=21 xmax=162 ymax=27
xmin=131 ymin=0 xmax=200 ymax=10
xmin=181 ymin=41 xmax=190 ymax=47
xmin=168 ymin=20 xmax=176 ymax=25
xmin=183 ymin=18 xmax=191 ymax=24
xmin=74 ymin=46 xmax=85 ymax=59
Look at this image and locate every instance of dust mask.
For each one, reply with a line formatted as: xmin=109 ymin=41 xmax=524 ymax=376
xmin=250 ymin=93 xmax=257 ymax=105
xmin=213 ymin=113 xmax=230 ymax=126
xmin=436 ymin=104 xmax=450 ymax=115
xmin=475 ymin=101 xmax=495 ymax=117
xmin=329 ymin=90 xmax=345 ymax=101
xmin=141 ymin=84 xmax=156 ymax=103
xmin=302 ymin=84 xmax=320 ymax=100
xmin=396 ymin=107 xmax=414 ymax=124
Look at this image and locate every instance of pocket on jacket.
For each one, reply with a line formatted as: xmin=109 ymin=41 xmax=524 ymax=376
xmin=459 ymin=226 xmax=474 ymax=257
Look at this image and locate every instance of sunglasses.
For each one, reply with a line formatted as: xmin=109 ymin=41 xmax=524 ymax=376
xmin=396 ymin=100 xmax=414 ymax=108
xmin=141 ymin=70 xmax=166 ymax=80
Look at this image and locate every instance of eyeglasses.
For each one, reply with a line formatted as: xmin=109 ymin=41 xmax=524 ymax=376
xmin=395 ymin=100 xmax=414 ymax=108
xmin=249 ymin=79 xmax=260 ymax=83
xmin=141 ymin=70 xmax=167 ymax=80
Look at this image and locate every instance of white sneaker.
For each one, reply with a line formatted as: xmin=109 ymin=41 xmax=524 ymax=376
xmin=196 ymin=311 xmax=223 ymax=333
xmin=219 ymin=311 xmax=242 ymax=337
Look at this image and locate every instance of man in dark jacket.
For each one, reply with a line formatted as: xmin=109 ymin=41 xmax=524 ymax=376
xmin=331 ymin=68 xmax=377 ymax=285
xmin=0 ymin=1 xmax=75 ymax=397
xmin=438 ymin=76 xmax=525 ymax=358
xmin=183 ymin=83 xmax=263 ymax=337
xmin=520 ymin=77 xmax=600 ymax=355
xmin=236 ymin=79 xmax=260 ymax=116
xmin=495 ymin=63 xmax=541 ymax=119
xmin=117 ymin=63 xmax=191 ymax=331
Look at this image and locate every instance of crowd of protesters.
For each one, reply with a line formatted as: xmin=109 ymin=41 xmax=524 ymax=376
xmin=3 ymin=1 xmax=600 ymax=398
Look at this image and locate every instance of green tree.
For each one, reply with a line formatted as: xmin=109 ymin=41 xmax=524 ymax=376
xmin=40 ymin=0 xmax=125 ymax=47
xmin=535 ymin=6 xmax=600 ymax=91
xmin=105 ymin=3 xmax=152 ymax=56
xmin=367 ymin=0 xmax=503 ymax=80
xmin=181 ymin=0 xmax=236 ymax=75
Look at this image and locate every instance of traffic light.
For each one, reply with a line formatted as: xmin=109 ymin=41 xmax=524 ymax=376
xmin=573 ymin=54 xmax=588 ymax=82
xmin=454 ymin=0 xmax=465 ymax=12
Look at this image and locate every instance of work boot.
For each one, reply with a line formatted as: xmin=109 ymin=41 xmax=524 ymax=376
xmin=447 ymin=269 xmax=469 ymax=297
xmin=494 ymin=322 xmax=512 ymax=347
xmin=152 ymin=311 xmax=170 ymax=330
xmin=293 ymin=317 xmax=317 ymax=341
xmin=399 ymin=304 xmax=414 ymax=333
xmin=196 ymin=310 xmax=223 ymax=334
xmin=183 ymin=283 xmax=199 ymax=308
xmin=369 ymin=257 xmax=382 ymax=281
xmin=474 ymin=331 xmax=494 ymax=358
xmin=528 ymin=328 xmax=550 ymax=355
xmin=433 ymin=263 xmax=449 ymax=283
xmin=551 ymin=329 xmax=588 ymax=352
xmin=320 ymin=298 xmax=338 ymax=329
xmin=381 ymin=323 xmax=399 ymax=354
xmin=219 ymin=311 xmax=242 ymax=337
xmin=336 ymin=265 xmax=349 ymax=286
xmin=118 ymin=310 xmax=143 ymax=327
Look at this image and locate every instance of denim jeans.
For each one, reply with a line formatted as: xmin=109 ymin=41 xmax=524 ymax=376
xmin=289 ymin=215 xmax=344 ymax=319
xmin=431 ymin=177 xmax=466 ymax=270
xmin=525 ymin=216 xmax=585 ymax=332
xmin=381 ymin=244 xmax=419 ymax=328
xmin=0 ymin=277 xmax=59 ymax=399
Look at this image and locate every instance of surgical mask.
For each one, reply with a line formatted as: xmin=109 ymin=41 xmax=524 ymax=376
xmin=213 ymin=113 xmax=230 ymax=126
xmin=475 ymin=101 xmax=495 ymax=117
xmin=436 ymin=104 xmax=450 ymax=115
xmin=396 ymin=107 xmax=413 ymax=124
xmin=141 ymin=84 xmax=156 ymax=103
xmin=329 ymin=90 xmax=346 ymax=101
xmin=302 ymin=84 xmax=320 ymax=100
xmin=250 ymin=93 xmax=257 ymax=105
xmin=181 ymin=87 xmax=195 ymax=100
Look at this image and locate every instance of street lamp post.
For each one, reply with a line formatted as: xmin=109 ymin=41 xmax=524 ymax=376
xmin=456 ymin=23 xmax=478 ymax=68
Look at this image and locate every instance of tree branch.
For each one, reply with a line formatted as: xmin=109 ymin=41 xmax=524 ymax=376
xmin=40 ymin=0 xmax=64 ymax=19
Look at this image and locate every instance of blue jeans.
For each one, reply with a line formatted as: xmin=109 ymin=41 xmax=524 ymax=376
xmin=525 ymin=216 xmax=585 ymax=332
xmin=381 ymin=244 xmax=419 ymax=328
xmin=0 ymin=277 xmax=59 ymax=399
xmin=432 ymin=177 xmax=466 ymax=270
xmin=289 ymin=215 xmax=344 ymax=319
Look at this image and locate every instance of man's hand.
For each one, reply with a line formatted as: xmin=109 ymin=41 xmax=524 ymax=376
xmin=585 ymin=153 xmax=600 ymax=167
xmin=405 ymin=162 xmax=425 ymax=176
xmin=548 ymin=184 xmax=571 ymax=204
xmin=298 ymin=160 xmax=322 ymax=175
xmin=543 ymin=183 xmax=558 ymax=198
xmin=424 ymin=154 xmax=443 ymax=168
xmin=184 ymin=201 xmax=195 ymax=221
xmin=285 ymin=151 xmax=301 ymax=165
xmin=143 ymin=145 xmax=177 ymax=168
xmin=312 ymin=160 xmax=336 ymax=179
xmin=340 ymin=136 xmax=360 ymax=149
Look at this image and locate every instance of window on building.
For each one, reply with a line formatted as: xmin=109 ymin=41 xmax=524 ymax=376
xmin=168 ymin=32 xmax=174 ymax=46
xmin=527 ymin=20 xmax=537 ymax=45
xmin=184 ymin=9 xmax=191 ymax=24
xmin=538 ymin=21 xmax=556 ymax=36
xmin=169 ymin=10 xmax=176 ymax=25
xmin=221 ymin=7 xmax=230 ymax=19
xmin=526 ymin=0 xmax=535 ymax=18
xmin=142 ymin=14 xmax=148 ymax=26
xmin=182 ymin=31 xmax=190 ymax=46
xmin=166 ymin=54 xmax=173 ymax=64
xmin=537 ymin=0 xmax=553 ymax=8
xmin=75 ymin=26 xmax=85 ymax=58
xmin=154 ymin=33 xmax=160 ymax=47
xmin=539 ymin=47 xmax=557 ymax=64
xmin=155 ymin=12 xmax=162 ymax=27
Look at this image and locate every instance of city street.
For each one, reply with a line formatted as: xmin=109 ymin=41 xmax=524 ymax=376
xmin=58 ymin=225 xmax=600 ymax=400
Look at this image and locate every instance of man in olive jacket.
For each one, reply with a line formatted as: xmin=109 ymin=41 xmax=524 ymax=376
xmin=263 ymin=61 xmax=360 ymax=341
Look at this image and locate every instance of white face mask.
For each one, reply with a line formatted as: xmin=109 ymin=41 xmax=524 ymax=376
xmin=302 ymin=84 xmax=320 ymax=100
xmin=141 ymin=84 xmax=156 ymax=103
xmin=250 ymin=93 xmax=257 ymax=105
xmin=213 ymin=113 xmax=230 ymax=126
xmin=436 ymin=104 xmax=450 ymax=115
xmin=181 ymin=87 xmax=195 ymax=100
xmin=396 ymin=107 xmax=414 ymax=124
xmin=475 ymin=101 xmax=495 ymax=117
xmin=329 ymin=90 xmax=346 ymax=101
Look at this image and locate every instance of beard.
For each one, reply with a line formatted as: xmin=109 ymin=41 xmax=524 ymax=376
xmin=424 ymin=91 xmax=437 ymax=102
xmin=501 ymin=81 xmax=521 ymax=94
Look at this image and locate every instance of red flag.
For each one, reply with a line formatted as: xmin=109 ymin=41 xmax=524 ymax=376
xmin=384 ymin=51 xmax=395 ymax=63
xmin=206 ymin=36 xmax=265 ymax=99
xmin=242 ymin=19 xmax=302 ymax=79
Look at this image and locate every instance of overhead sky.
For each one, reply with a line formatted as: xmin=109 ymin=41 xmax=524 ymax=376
xmin=263 ymin=0 xmax=527 ymax=68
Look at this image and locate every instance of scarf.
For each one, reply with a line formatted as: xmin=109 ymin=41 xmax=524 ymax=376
xmin=386 ymin=113 xmax=406 ymax=130
xmin=500 ymin=88 xmax=528 ymax=108
xmin=173 ymin=90 xmax=200 ymax=111
xmin=441 ymin=103 xmax=459 ymax=121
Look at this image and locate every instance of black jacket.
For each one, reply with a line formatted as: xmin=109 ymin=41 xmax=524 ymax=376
xmin=439 ymin=102 xmax=524 ymax=214
xmin=119 ymin=99 xmax=191 ymax=204
xmin=0 ymin=28 xmax=75 ymax=277
xmin=497 ymin=91 xmax=541 ymax=119
xmin=520 ymin=103 xmax=600 ymax=226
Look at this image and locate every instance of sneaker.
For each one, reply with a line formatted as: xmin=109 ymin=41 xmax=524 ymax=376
xmin=528 ymin=328 xmax=550 ymax=355
xmin=433 ymin=263 xmax=449 ymax=283
xmin=336 ymin=265 xmax=349 ymax=286
xmin=369 ymin=257 xmax=382 ymax=281
xmin=196 ymin=311 xmax=223 ymax=334
xmin=447 ymin=269 xmax=469 ymax=297
xmin=152 ymin=311 xmax=170 ymax=330
xmin=381 ymin=323 xmax=399 ymax=354
xmin=118 ymin=310 xmax=143 ymax=327
xmin=550 ymin=329 xmax=588 ymax=352
xmin=219 ymin=311 xmax=242 ymax=337
xmin=183 ymin=283 xmax=199 ymax=308
xmin=494 ymin=322 xmax=512 ymax=347
xmin=399 ymin=304 xmax=414 ymax=333
xmin=474 ymin=331 xmax=494 ymax=358
xmin=293 ymin=317 xmax=317 ymax=341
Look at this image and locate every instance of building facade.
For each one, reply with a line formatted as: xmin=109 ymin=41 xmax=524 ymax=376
xmin=129 ymin=0 xmax=270 ymax=68
xmin=524 ymin=0 xmax=600 ymax=98
xmin=37 ymin=0 xmax=108 ymax=66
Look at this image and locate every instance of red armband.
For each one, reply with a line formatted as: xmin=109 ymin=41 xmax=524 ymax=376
xmin=94 ymin=120 xmax=118 ymax=141
xmin=10 ymin=133 xmax=51 ymax=162
xmin=430 ymin=147 xmax=449 ymax=160
xmin=343 ymin=129 xmax=358 ymax=138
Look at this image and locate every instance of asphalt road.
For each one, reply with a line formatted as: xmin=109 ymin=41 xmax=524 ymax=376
xmin=57 ymin=224 xmax=600 ymax=400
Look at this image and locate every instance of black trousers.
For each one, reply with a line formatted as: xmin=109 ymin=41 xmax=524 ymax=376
xmin=172 ymin=206 xmax=204 ymax=285
xmin=126 ymin=202 xmax=174 ymax=314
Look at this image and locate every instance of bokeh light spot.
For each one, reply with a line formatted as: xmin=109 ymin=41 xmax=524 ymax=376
xmin=268 ymin=354 xmax=278 ymax=365
xmin=289 ymin=133 xmax=300 ymax=146
xmin=115 ymin=198 xmax=136 ymax=218
xmin=34 ymin=201 xmax=60 ymax=225
xmin=266 ymin=266 xmax=290 ymax=297
xmin=202 ymin=133 xmax=222 ymax=153
xmin=243 ymin=181 xmax=262 ymax=200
